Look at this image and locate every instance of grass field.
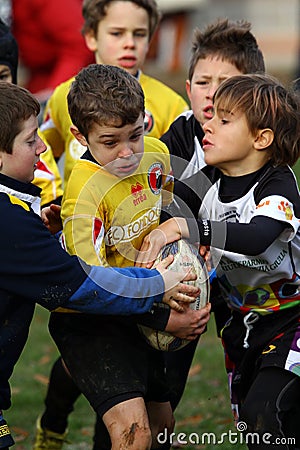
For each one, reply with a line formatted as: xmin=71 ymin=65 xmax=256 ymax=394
xmin=5 ymin=305 xmax=247 ymax=450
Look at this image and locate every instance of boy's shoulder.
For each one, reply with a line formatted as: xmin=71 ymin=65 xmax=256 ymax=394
xmin=48 ymin=76 xmax=75 ymax=104
xmin=142 ymin=137 xmax=171 ymax=178
xmin=140 ymin=72 xmax=188 ymax=104
xmin=144 ymin=136 xmax=169 ymax=156
xmin=64 ymin=156 xmax=100 ymax=194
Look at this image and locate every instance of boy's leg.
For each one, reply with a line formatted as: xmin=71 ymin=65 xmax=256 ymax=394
xmin=40 ymin=356 xmax=81 ymax=433
xmin=164 ymin=338 xmax=199 ymax=411
xmin=48 ymin=313 xmax=157 ymax=449
xmin=240 ymin=367 xmax=300 ymax=449
xmin=33 ymin=356 xmax=82 ymax=449
xmin=92 ymin=400 xmax=174 ymax=450
xmin=93 ymin=417 xmax=111 ymax=450
xmin=102 ymin=397 xmax=152 ymax=450
xmin=147 ymin=400 xmax=174 ymax=449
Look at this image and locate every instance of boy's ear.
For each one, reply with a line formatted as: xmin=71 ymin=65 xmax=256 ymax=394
xmin=185 ymin=79 xmax=192 ymax=102
xmin=254 ymin=128 xmax=274 ymax=150
xmin=84 ymin=30 xmax=97 ymax=52
xmin=70 ymin=125 xmax=88 ymax=147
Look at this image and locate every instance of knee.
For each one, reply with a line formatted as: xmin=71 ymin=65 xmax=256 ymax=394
xmin=123 ymin=423 xmax=152 ymax=450
xmin=240 ymin=396 xmax=276 ymax=436
xmin=151 ymin=414 xmax=175 ymax=440
xmin=149 ymin=406 xmax=175 ymax=449
xmin=110 ymin=422 xmax=152 ymax=450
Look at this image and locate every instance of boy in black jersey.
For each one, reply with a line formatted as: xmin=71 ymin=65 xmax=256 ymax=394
xmin=139 ymin=73 xmax=300 ymax=449
xmin=159 ymin=17 xmax=266 ymax=414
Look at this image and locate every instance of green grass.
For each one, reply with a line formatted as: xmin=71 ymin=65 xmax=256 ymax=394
xmin=5 ymin=306 xmax=246 ymax=449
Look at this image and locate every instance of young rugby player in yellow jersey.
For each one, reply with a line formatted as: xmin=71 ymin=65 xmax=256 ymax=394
xmin=40 ymin=0 xmax=188 ymax=186
xmin=0 ymin=80 xmax=198 ymax=450
xmin=35 ymin=64 xmax=210 ymax=450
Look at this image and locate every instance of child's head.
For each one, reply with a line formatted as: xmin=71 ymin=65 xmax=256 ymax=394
xmin=68 ymin=63 xmax=145 ymax=177
xmin=0 ymin=18 xmax=18 ymax=83
xmin=186 ymin=18 xmax=265 ymax=126
xmin=0 ymin=83 xmax=46 ymax=182
xmin=82 ymin=0 xmax=160 ymax=75
xmin=202 ymin=74 xmax=300 ymax=173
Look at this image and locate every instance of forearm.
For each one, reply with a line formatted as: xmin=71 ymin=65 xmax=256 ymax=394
xmin=187 ymin=216 xmax=287 ymax=255
xmin=65 ymin=266 xmax=164 ymax=315
xmin=158 ymin=217 xmax=190 ymax=245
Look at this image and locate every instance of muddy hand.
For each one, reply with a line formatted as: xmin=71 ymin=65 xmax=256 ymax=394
xmin=135 ymin=228 xmax=167 ymax=268
xmin=166 ymin=302 xmax=211 ymax=340
xmin=156 ymin=255 xmax=199 ymax=312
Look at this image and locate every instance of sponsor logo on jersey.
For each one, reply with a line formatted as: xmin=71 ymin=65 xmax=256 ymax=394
xmin=262 ymin=344 xmax=276 ymax=354
xmin=144 ymin=109 xmax=154 ymax=134
xmin=93 ymin=217 xmax=104 ymax=254
xmin=105 ymin=201 xmax=161 ymax=246
xmin=131 ymin=182 xmax=147 ymax=206
xmin=278 ymin=200 xmax=293 ymax=220
xmin=148 ymin=163 xmax=163 ymax=195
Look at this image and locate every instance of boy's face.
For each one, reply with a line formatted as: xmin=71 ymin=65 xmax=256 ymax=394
xmin=0 ymin=64 xmax=13 ymax=83
xmin=186 ymin=56 xmax=242 ymax=126
xmin=202 ymin=109 xmax=270 ymax=176
xmin=0 ymin=115 xmax=47 ymax=183
xmin=72 ymin=114 xmax=145 ymax=178
xmin=84 ymin=1 xmax=149 ymax=76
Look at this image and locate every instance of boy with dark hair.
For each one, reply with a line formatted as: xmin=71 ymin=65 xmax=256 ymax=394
xmin=0 ymin=81 xmax=198 ymax=450
xmin=40 ymin=63 xmax=210 ymax=450
xmin=139 ymin=73 xmax=300 ymax=449
xmin=161 ymin=18 xmax=265 ymax=182
xmin=159 ymin=17 xmax=266 ymax=413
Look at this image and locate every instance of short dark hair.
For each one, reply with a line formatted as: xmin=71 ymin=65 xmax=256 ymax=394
xmin=214 ymin=74 xmax=300 ymax=167
xmin=188 ymin=18 xmax=265 ymax=81
xmin=67 ymin=64 xmax=145 ymax=138
xmin=0 ymin=83 xmax=40 ymax=154
xmin=82 ymin=0 xmax=161 ymax=41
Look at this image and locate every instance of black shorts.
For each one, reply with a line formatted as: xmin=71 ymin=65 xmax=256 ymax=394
xmin=49 ymin=312 xmax=170 ymax=417
xmin=222 ymin=306 xmax=300 ymax=404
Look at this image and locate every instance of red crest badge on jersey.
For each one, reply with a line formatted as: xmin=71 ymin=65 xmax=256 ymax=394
xmin=93 ymin=217 xmax=104 ymax=253
xmin=131 ymin=182 xmax=147 ymax=206
xmin=131 ymin=182 xmax=143 ymax=197
xmin=148 ymin=163 xmax=163 ymax=195
xmin=144 ymin=109 xmax=154 ymax=134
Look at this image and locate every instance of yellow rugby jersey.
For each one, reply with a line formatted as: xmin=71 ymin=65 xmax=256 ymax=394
xmin=61 ymin=137 xmax=173 ymax=268
xmin=40 ymin=71 xmax=188 ymax=186
xmin=32 ymin=131 xmax=63 ymax=207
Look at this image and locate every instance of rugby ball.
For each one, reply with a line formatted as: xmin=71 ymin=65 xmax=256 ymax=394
xmin=138 ymin=239 xmax=210 ymax=351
